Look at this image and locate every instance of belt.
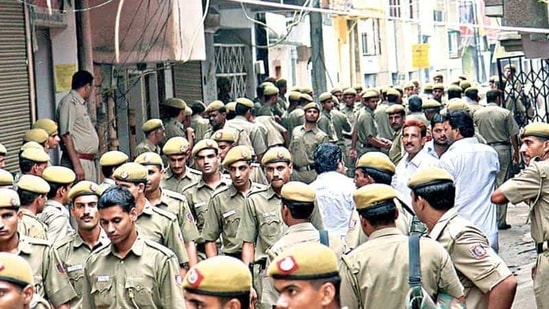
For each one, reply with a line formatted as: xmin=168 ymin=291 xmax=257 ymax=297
xmin=295 ymin=164 xmax=315 ymax=172
xmin=224 ymin=251 xmax=243 ymax=260
xmin=487 ymin=141 xmax=510 ymax=147
xmin=77 ymin=153 xmax=95 ymax=161
xmin=536 ymin=241 xmax=549 ymax=254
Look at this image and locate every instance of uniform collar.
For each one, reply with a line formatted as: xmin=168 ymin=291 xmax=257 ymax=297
xmin=428 ymin=208 xmax=458 ymax=240
xmin=286 ymin=222 xmax=315 ymax=234
xmin=140 ymin=200 xmax=155 ymax=216
xmin=45 ymin=199 xmax=66 ymax=210
xmin=110 ymin=235 xmax=145 ymax=258
xmin=166 ymin=166 xmax=191 ymax=180
xmin=196 ymin=174 xmax=230 ymax=189
xmin=265 ymin=186 xmax=278 ymax=200
xmin=73 ymin=228 xmax=110 ymax=249
xmin=20 ymin=208 xmax=37 ymax=218
xmin=368 ymin=227 xmax=402 ymax=240
xmin=70 ymin=90 xmax=86 ymax=105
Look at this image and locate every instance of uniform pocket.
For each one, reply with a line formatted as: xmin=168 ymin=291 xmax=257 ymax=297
xmin=33 ymin=275 xmax=44 ymax=298
xmin=259 ymin=215 xmax=282 ymax=242
xmin=91 ymin=280 xmax=113 ymax=307
xmin=125 ymin=278 xmax=155 ymax=308
xmin=223 ymin=214 xmax=241 ymax=239
xmin=67 ymin=269 xmax=85 ymax=297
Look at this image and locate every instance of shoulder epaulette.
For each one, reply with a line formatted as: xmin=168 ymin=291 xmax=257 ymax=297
xmin=24 ymin=236 xmax=52 ymax=247
xmin=143 ymin=238 xmax=177 ymax=258
xmin=150 ymin=206 xmax=178 ymax=221
xmin=163 ymin=189 xmax=186 ymax=201
xmin=210 ymin=186 xmax=231 ymax=199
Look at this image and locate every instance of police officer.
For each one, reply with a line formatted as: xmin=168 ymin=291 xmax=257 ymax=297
xmin=162 ymin=97 xmax=194 ymax=144
xmin=0 ymin=169 xmax=13 ymax=189
xmin=283 ymin=93 xmax=312 ymax=140
xmin=374 ymin=88 xmax=400 ymax=141
xmin=134 ymin=119 xmax=165 ymax=158
xmin=18 ymin=148 xmax=50 ymax=178
xmin=203 ymin=100 xmax=227 ymax=140
xmin=317 ymin=92 xmax=338 ymax=142
xmin=0 ymin=143 xmax=6 ymax=169
xmin=386 ymin=104 xmax=405 ymax=165
xmin=32 ymin=118 xmax=61 ymax=152
xmin=54 ymin=181 xmax=110 ymax=308
xmin=189 ymin=100 xmax=210 ymax=142
xmin=22 ymin=130 xmax=48 ymax=152
xmin=161 ymin=136 xmax=202 ymax=193
xmin=224 ymin=98 xmax=268 ymax=161
xmin=82 ymin=186 xmax=184 ymax=308
xmin=409 ymin=167 xmax=517 ymax=308
xmin=0 ymin=252 xmax=43 ymax=309
xmin=39 ymin=166 xmax=75 ymax=242
xmin=97 ymin=150 xmax=129 ymax=192
xmin=17 ymin=175 xmax=50 ymax=240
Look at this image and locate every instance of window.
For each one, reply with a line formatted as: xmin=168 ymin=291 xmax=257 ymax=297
xmin=389 ymin=0 xmax=401 ymax=18
xmin=409 ymin=0 xmax=414 ymax=19
xmin=448 ymin=30 xmax=460 ymax=58
xmin=433 ymin=10 xmax=443 ymax=22
xmin=360 ymin=19 xmax=381 ymax=56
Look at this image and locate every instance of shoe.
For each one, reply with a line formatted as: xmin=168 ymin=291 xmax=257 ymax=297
xmin=498 ymin=224 xmax=511 ymax=230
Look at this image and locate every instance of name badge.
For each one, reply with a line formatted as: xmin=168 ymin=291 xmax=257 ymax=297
xmin=96 ymin=275 xmax=110 ymax=282
xmin=262 ymin=211 xmax=276 ymax=218
xmin=195 ymin=202 xmax=206 ymax=208
xmin=223 ymin=209 xmax=236 ymax=218
xmin=66 ymin=264 xmax=83 ymax=273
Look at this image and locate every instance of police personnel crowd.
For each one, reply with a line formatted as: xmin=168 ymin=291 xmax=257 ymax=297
xmin=4 ymin=66 xmax=549 ymax=308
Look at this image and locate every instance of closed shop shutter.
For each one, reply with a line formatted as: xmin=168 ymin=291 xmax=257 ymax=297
xmin=0 ymin=2 xmax=32 ymax=172
xmin=173 ymin=61 xmax=203 ymax=103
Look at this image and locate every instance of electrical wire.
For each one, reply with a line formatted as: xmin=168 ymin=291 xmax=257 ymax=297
xmin=182 ymin=0 xmax=210 ymax=63
xmin=17 ymin=0 xmax=115 ymax=12
xmin=114 ymin=0 xmax=126 ymax=63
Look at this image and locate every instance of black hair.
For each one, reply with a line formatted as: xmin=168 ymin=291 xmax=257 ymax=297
xmin=465 ymin=89 xmax=479 ymax=101
xmin=444 ymin=111 xmax=474 ymax=138
xmin=19 ymin=158 xmax=36 ymax=174
xmin=314 ymin=143 xmax=341 ymax=174
xmin=219 ymin=293 xmax=250 ymax=309
xmin=264 ymin=94 xmax=276 ymax=102
xmin=411 ymin=181 xmax=455 ymax=211
xmin=235 ymin=104 xmax=250 ymax=116
xmin=190 ymin=101 xmax=206 ymax=115
xmin=447 ymin=88 xmax=462 ymax=100
xmin=407 ymin=95 xmax=423 ymax=113
xmin=282 ymin=198 xmax=314 ymax=219
xmin=71 ymin=70 xmax=93 ymax=90
xmin=357 ymin=202 xmax=397 ymax=226
xmin=101 ymin=164 xmax=123 ymax=179
xmin=430 ymin=113 xmax=444 ymax=128
xmin=486 ymin=90 xmax=501 ymax=103
xmin=256 ymin=86 xmax=264 ymax=98
xmin=17 ymin=189 xmax=41 ymax=206
xmin=387 ymin=94 xmax=399 ymax=104
xmin=358 ymin=167 xmax=393 ymax=185
xmin=98 ymin=186 xmax=135 ymax=212
xmin=46 ymin=182 xmax=68 ymax=199
xmin=310 ymin=276 xmax=341 ymax=306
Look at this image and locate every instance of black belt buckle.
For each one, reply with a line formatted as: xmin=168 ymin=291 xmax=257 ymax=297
xmin=536 ymin=241 xmax=549 ymax=254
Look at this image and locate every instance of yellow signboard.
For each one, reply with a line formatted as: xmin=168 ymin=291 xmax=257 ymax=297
xmin=412 ymin=44 xmax=429 ymax=69
xmin=54 ymin=64 xmax=76 ymax=93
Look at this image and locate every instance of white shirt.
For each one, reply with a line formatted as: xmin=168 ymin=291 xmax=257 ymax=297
xmin=425 ymin=140 xmax=443 ymax=159
xmin=310 ymin=171 xmax=355 ymax=238
xmin=392 ymin=149 xmax=439 ymax=207
xmin=437 ymin=137 xmax=500 ymax=250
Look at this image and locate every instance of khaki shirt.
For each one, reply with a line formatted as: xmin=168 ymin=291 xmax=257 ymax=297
xmin=388 ymin=129 xmax=403 ymax=165
xmin=191 ymin=115 xmax=210 ymax=142
xmin=56 ymin=90 xmax=99 ymax=154
xmin=355 ymin=107 xmax=378 ymax=154
xmin=134 ymin=138 xmax=160 ymax=158
xmin=161 ymin=166 xmax=202 ymax=194
xmin=317 ymin=110 xmax=338 ymax=142
xmin=340 ymin=228 xmax=464 ymax=309
xmin=82 ymin=236 xmax=184 ymax=308
xmin=18 ymin=235 xmax=77 ymax=307
xmin=202 ymin=182 xmax=265 ymax=254
xmin=38 ymin=200 xmax=74 ymax=243
xmin=429 ymin=208 xmax=512 ymax=308
xmin=224 ymin=115 xmax=268 ymax=156
xmin=163 ymin=117 xmax=186 ymax=142
xmin=97 ymin=178 xmax=116 ymax=195
xmin=283 ymin=108 xmax=304 ymax=140
xmin=255 ymin=116 xmax=286 ymax=147
xmin=374 ymin=102 xmax=394 ymax=140
xmin=473 ymin=103 xmax=519 ymax=144
xmin=341 ymin=105 xmax=357 ymax=129
xmin=136 ymin=202 xmax=189 ymax=265
xmin=332 ymin=109 xmax=352 ymax=141
xmin=289 ymin=126 xmax=330 ymax=168
xmin=152 ymin=189 xmax=200 ymax=243
xmin=19 ymin=208 xmax=48 ymax=240
xmin=54 ymin=230 xmax=111 ymax=308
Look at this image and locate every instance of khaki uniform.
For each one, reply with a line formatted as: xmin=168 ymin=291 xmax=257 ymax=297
xmin=19 ymin=209 xmax=48 ymax=240
xmin=202 ymin=182 xmax=265 ymax=255
xmin=17 ymin=235 xmax=77 ymax=307
xmin=254 ymin=102 xmax=274 ymax=117
xmin=97 ymin=178 xmax=116 ymax=195
xmin=134 ymin=138 xmax=160 ymax=158
xmin=498 ymin=160 xmax=549 ymax=307
xmin=54 ymin=230 xmax=110 ymax=308
xmin=282 ymin=108 xmax=304 ymax=140
xmin=474 ymin=103 xmax=520 ymax=227
xmin=224 ymin=115 xmax=268 ymax=156
xmin=317 ymin=110 xmax=338 ymax=142
xmin=355 ymin=106 xmax=379 ymax=156
xmin=255 ymin=116 xmax=286 ymax=147
xmin=340 ymin=227 xmax=464 ymax=308
xmin=163 ymin=117 xmax=186 ymax=141
xmin=374 ymin=101 xmax=394 ymax=140
xmin=82 ymin=236 xmax=184 ymax=308
xmin=136 ymin=202 xmax=190 ymax=265
xmin=57 ymin=90 xmax=99 ymax=181
xmin=161 ymin=166 xmax=201 ymax=194
xmin=289 ymin=126 xmax=330 ymax=184
xmin=38 ymin=200 xmax=74 ymax=243
xmin=153 ymin=189 xmax=200 ymax=243
xmin=388 ymin=128 xmax=403 ymax=165
xmin=191 ymin=115 xmax=210 ymax=142
xmin=429 ymin=208 xmax=512 ymax=308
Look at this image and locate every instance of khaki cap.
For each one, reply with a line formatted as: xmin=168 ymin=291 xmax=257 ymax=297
xmin=301 ymin=87 xmax=313 ymax=95
xmin=300 ymin=94 xmax=314 ymax=102
xmin=225 ymin=102 xmax=236 ymax=112
xmin=20 ymin=142 xmax=43 ymax=152
xmin=261 ymin=146 xmax=291 ymax=165
xmin=183 ymin=256 xmax=251 ymax=296
xmin=263 ymin=86 xmax=279 ymax=96
xmin=433 ymin=73 xmax=443 ymax=79
xmin=163 ymin=98 xmax=187 ymax=110
xmin=447 ymin=84 xmax=463 ymax=93
xmin=464 ymin=86 xmax=479 ymax=95
xmin=319 ymin=92 xmax=333 ymax=102
xmin=521 ymin=122 xmax=549 ymax=139
xmin=386 ymin=88 xmax=401 ymax=97
xmin=20 ymin=148 xmax=49 ymax=163
xmin=0 ymin=252 xmax=34 ymax=287
xmin=163 ymin=137 xmax=191 ymax=155
xmin=459 ymin=80 xmax=471 ymax=91
xmin=353 ymin=183 xmax=397 ymax=210
xmin=268 ymin=243 xmax=338 ymax=280
xmin=99 ymin=151 xmax=128 ymax=167
xmin=235 ymin=98 xmax=254 ymax=108
xmin=403 ymin=82 xmax=414 ymax=89
xmin=42 ymin=166 xmax=76 ymax=185
xmin=0 ymin=170 xmax=13 ymax=187
xmin=212 ymin=129 xmax=236 ymax=143
xmin=446 ymin=99 xmax=469 ymax=112
xmin=433 ymin=83 xmax=445 ymax=91
xmin=32 ymin=119 xmax=58 ymax=135
xmin=205 ymin=101 xmax=225 ymax=113
xmin=113 ymin=162 xmax=148 ymax=183
xmin=0 ymin=143 xmax=6 ymax=156
xmin=362 ymin=90 xmax=378 ymax=99
xmin=23 ymin=129 xmax=49 ymax=144
xmin=141 ymin=119 xmax=163 ymax=133
xmin=222 ymin=145 xmax=252 ymax=168
xmin=260 ymin=82 xmax=275 ymax=88
xmin=353 ymin=84 xmax=363 ymax=91
xmin=0 ymin=189 xmax=19 ymax=208
xmin=407 ymin=167 xmax=454 ymax=190
xmin=68 ymin=180 xmax=100 ymax=200
xmin=303 ymin=102 xmax=320 ymax=111
xmin=343 ymin=88 xmax=357 ymax=96
xmin=422 ymin=99 xmax=442 ymax=109
xmin=281 ymin=181 xmax=315 ymax=203
xmin=288 ymin=91 xmax=302 ymax=101
xmin=185 ymin=108 xmax=192 ymax=116
xmin=356 ymin=152 xmax=395 ymax=174
xmin=192 ymin=139 xmax=219 ymax=157
xmin=423 ymin=82 xmax=434 ymax=91
xmin=385 ymin=104 xmax=405 ymax=114
xmin=330 ymin=87 xmax=343 ymax=94
xmin=489 ymin=75 xmax=498 ymax=83
xmin=17 ymin=175 xmax=50 ymax=194
xmin=134 ymin=152 xmax=163 ymax=167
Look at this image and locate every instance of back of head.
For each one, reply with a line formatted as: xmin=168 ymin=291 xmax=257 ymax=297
xmin=71 ymin=70 xmax=94 ymax=90
xmin=445 ymin=110 xmax=474 ymax=138
xmin=407 ymin=95 xmax=423 ymax=112
xmin=313 ymin=143 xmax=341 ymax=174
xmin=98 ymin=186 xmax=135 ymax=212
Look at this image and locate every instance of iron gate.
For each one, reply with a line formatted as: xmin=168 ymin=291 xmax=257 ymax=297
xmin=214 ymin=43 xmax=248 ymax=100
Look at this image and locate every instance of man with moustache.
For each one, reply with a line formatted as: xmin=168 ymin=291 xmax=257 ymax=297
xmin=161 ymin=136 xmax=202 ymax=193
xmin=386 ymin=104 xmax=406 ymax=165
xmin=202 ymin=101 xmax=226 ymax=140
xmin=40 ymin=166 xmax=76 ymax=242
xmin=425 ymin=114 xmax=449 ymax=159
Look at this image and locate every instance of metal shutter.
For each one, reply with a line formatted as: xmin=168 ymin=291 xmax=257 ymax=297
xmin=173 ymin=61 xmax=203 ymax=102
xmin=0 ymin=1 xmax=32 ymax=172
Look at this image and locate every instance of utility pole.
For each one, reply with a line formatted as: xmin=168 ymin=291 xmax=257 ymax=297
xmin=309 ymin=0 xmax=327 ymax=95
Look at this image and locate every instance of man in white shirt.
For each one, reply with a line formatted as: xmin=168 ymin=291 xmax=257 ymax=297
xmin=438 ymin=111 xmax=500 ymax=251
xmin=392 ymin=119 xmax=438 ymax=206
xmin=424 ymin=114 xmax=449 ymax=159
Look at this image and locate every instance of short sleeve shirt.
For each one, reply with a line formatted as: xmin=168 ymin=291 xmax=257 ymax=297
xmin=56 ymin=90 xmax=99 ymax=154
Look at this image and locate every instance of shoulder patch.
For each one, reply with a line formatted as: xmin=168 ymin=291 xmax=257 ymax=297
xmin=469 ymin=243 xmax=488 ymax=259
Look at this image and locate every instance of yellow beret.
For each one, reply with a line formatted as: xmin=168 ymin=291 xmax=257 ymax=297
xmin=185 ymin=108 xmax=192 ymax=116
xmin=301 ymin=87 xmax=313 ymax=95
xmin=356 ymin=152 xmax=395 ymax=174
xmin=407 ymin=167 xmax=454 ymax=190
xmin=20 ymin=142 xmax=43 ymax=152
xmin=422 ymin=99 xmax=442 ymax=109
xmin=276 ymin=79 xmax=287 ymax=88
xmin=423 ymin=82 xmax=434 ymax=91
xmin=433 ymin=83 xmax=445 ymax=90
xmin=330 ymin=87 xmax=342 ymax=94
xmin=261 ymin=146 xmax=291 ymax=165
xmin=522 ymin=122 xmax=549 ymax=139
xmin=134 ymin=152 xmax=163 ymax=167
xmin=68 ymin=180 xmax=100 ymax=200
xmin=459 ymin=80 xmax=471 ymax=90
xmin=447 ymin=84 xmax=463 ymax=93
xmin=235 ymin=98 xmax=254 ymax=108
xmin=42 ymin=166 xmax=76 ymax=184
xmin=303 ymin=102 xmax=320 ymax=111
xmin=446 ymin=99 xmax=469 ymax=112
xmin=260 ymin=82 xmax=275 ymax=88
xmin=212 ymin=129 xmax=236 ymax=143
xmin=288 ymin=91 xmax=302 ymax=101
xmin=0 ymin=143 xmax=6 ymax=156
xmin=263 ymin=86 xmax=279 ymax=96
xmin=362 ymin=90 xmax=379 ymax=99
xmin=99 ymin=151 xmax=128 ymax=167
xmin=192 ymin=139 xmax=219 ymax=157
xmin=20 ymin=148 xmax=49 ymax=163
xmin=23 ymin=129 xmax=49 ymax=144
xmin=225 ymin=102 xmax=236 ymax=112
xmin=386 ymin=88 xmax=401 ymax=96
xmin=222 ymin=145 xmax=252 ymax=168
xmin=319 ymin=92 xmax=333 ymax=102
xmin=433 ymin=73 xmax=443 ymax=79
xmin=0 ymin=189 xmax=19 ymax=208
xmin=386 ymin=104 xmax=405 ymax=114
xmin=32 ymin=119 xmax=58 ymax=135
xmin=141 ymin=119 xmax=163 ymax=133
xmin=353 ymin=183 xmax=397 ymax=210
xmin=0 ymin=252 xmax=34 ymax=287
xmin=163 ymin=137 xmax=190 ymax=155
xmin=113 ymin=162 xmax=148 ymax=183
xmin=205 ymin=100 xmax=225 ymax=113
xmin=464 ymin=86 xmax=479 ymax=95
xmin=0 ymin=170 xmax=13 ymax=186
xmin=353 ymin=84 xmax=363 ymax=91
xmin=489 ymin=75 xmax=498 ymax=83
xmin=281 ymin=181 xmax=316 ymax=203
xmin=300 ymin=94 xmax=314 ymax=102
xmin=163 ymin=98 xmax=187 ymax=110
xmin=17 ymin=175 xmax=50 ymax=194
xmin=268 ymin=243 xmax=338 ymax=280
xmin=343 ymin=88 xmax=357 ymax=95
xmin=403 ymin=82 xmax=414 ymax=89
xmin=183 ymin=256 xmax=251 ymax=295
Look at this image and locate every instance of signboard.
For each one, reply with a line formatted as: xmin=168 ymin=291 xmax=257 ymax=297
xmin=412 ymin=44 xmax=429 ymax=69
